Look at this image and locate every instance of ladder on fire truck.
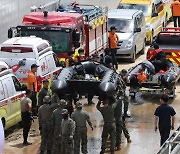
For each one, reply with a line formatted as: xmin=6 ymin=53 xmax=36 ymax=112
xmin=157 ymin=126 xmax=180 ymax=154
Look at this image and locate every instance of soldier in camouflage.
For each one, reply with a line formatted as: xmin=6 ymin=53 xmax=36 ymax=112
xmin=96 ymin=99 xmax=117 ymax=154
xmin=61 ymin=109 xmax=75 ymax=154
xmin=51 ymin=100 xmax=67 ymax=154
xmin=72 ymin=102 xmax=93 ymax=154
xmin=114 ymin=89 xmax=131 ymax=151
xmin=38 ymin=96 xmax=53 ymax=154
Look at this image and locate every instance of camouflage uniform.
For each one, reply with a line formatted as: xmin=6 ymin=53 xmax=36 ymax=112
xmin=51 ymin=107 xmax=63 ymax=154
xmin=38 ymin=87 xmax=50 ymax=108
xmin=38 ymin=101 xmax=53 ymax=153
xmin=96 ymin=101 xmax=117 ymax=153
xmin=71 ymin=104 xmax=93 ymax=154
xmin=61 ymin=116 xmax=75 ymax=154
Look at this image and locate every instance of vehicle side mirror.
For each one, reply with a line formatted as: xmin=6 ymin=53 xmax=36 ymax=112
xmin=134 ymin=28 xmax=141 ymax=33
xmin=74 ymin=41 xmax=80 ymax=48
xmin=152 ymin=12 xmax=158 ymax=17
xmin=8 ymin=28 xmax=13 ymax=38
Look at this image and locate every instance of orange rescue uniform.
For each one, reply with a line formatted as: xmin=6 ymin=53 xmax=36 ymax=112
xmin=170 ymin=1 xmax=180 ymax=16
xmin=27 ymin=71 xmax=37 ymax=92
xmin=108 ymin=32 xmax=119 ymax=49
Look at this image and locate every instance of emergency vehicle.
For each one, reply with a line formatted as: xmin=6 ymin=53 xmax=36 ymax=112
xmin=118 ymin=0 xmax=173 ymax=43
xmin=8 ymin=4 xmax=108 ymax=60
xmin=0 ymin=37 xmax=61 ymax=92
xmin=147 ymin=27 xmax=180 ymax=66
xmin=0 ymin=61 xmax=25 ymax=129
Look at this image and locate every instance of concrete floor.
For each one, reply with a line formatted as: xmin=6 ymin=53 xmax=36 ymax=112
xmin=3 ymin=46 xmax=180 ymax=154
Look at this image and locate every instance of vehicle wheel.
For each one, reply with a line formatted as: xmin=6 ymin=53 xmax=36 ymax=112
xmin=1 ymin=118 xmax=5 ymax=128
xmin=130 ymin=48 xmax=136 ymax=63
xmin=140 ymin=40 xmax=146 ymax=55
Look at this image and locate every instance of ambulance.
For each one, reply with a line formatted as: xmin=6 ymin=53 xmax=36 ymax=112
xmin=0 ymin=61 xmax=25 ymax=129
xmin=0 ymin=36 xmax=61 ymax=92
xmin=118 ymin=0 xmax=172 ymax=43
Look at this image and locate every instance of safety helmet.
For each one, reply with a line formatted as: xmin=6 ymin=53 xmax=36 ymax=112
xmin=61 ymin=109 xmax=69 ymax=115
xmin=43 ymin=95 xmax=51 ymax=104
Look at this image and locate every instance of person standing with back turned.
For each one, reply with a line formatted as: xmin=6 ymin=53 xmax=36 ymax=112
xmin=72 ymin=102 xmax=94 ymax=154
xmin=170 ymin=0 xmax=180 ymax=27
xmin=108 ymin=26 xmax=119 ymax=70
xmin=154 ymin=95 xmax=176 ymax=146
xmin=20 ymin=89 xmax=33 ymax=145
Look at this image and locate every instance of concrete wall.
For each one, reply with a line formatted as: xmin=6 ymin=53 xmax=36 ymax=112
xmin=0 ymin=0 xmax=120 ymax=43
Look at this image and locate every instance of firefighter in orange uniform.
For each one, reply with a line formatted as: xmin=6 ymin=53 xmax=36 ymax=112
xmin=108 ymin=26 xmax=119 ymax=70
xmin=27 ymin=64 xmax=39 ymax=116
xmin=170 ymin=0 xmax=180 ymax=27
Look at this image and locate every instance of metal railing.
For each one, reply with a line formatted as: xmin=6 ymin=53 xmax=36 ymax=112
xmin=157 ymin=126 xmax=180 ymax=154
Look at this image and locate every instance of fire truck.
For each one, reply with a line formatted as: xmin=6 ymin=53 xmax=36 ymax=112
xmin=147 ymin=27 xmax=180 ymax=66
xmin=8 ymin=4 xmax=108 ymax=60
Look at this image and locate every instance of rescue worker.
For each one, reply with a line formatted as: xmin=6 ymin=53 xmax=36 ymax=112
xmin=38 ymin=80 xmax=50 ymax=108
xmin=51 ymin=100 xmax=67 ymax=154
xmin=92 ymin=53 xmax=101 ymax=63
xmin=51 ymin=92 xmax=60 ymax=111
xmin=61 ymin=109 xmax=75 ymax=154
xmin=74 ymin=48 xmax=86 ymax=62
xmin=154 ymin=94 xmax=176 ymax=146
xmin=74 ymin=48 xmax=95 ymax=105
xmin=20 ymin=89 xmax=33 ymax=145
xmin=96 ymin=99 xmax=117 ymax=154
xmin=27 ymin=64 xmax=39 ymax=116
xmin=101 ymin=48 xmax=113 ymax=68
xmin=114 ymin=89 xmax=131 ymax=150
xmin=150 ymin=43 xmax=168 ymax=73
xmin=108 ymin=26 xmax=119 ymax=70
xmin=170 ymin=0 xmax=180 ymax=27
xmin=119 ymin=69 xmax=131 ymax=119
xmin=65 ymin=51 xmax=76 ymax=67
xmin=72 ymin=102 xmax=94 ymax=154
xmin=38 ymin=96 xmax=53 ymax=154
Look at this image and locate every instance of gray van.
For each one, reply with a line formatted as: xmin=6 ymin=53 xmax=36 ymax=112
xmin=108 ymin=9 xmax=146 ymax=62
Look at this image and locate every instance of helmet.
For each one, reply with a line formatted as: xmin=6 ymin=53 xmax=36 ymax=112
xmin=76 ymin=102 xmax=82 ymax=108
xmin=59 ymin=99 xmax=67 ymax=106
xmin=43 ymin=95 xmax=51 ymax=103
xmin=120 ymin=69 xmax=128 ymax=76
xmin=61 ymin=109 xmax=69 ymax=115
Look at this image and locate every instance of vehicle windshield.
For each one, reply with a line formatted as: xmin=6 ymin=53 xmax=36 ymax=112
xmin=118 ymin=4 xmax=150 ymax=17
xmin=108 ymin=18 xmax=133 ymax=33
xmin=19 ymin=30 xmax=70 ymax=53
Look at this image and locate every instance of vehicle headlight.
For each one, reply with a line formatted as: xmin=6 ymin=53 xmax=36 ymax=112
xmin=146 ymin=23 xmax=151 ymax=30
xmin=125 ymin=38 xmax=133 ymax=48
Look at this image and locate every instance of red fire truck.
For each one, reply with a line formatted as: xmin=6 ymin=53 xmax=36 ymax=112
xmin=8 ymin=4 xmax=108 ymax=60
xmin=147 ymin=27 xmax=180 ymax=66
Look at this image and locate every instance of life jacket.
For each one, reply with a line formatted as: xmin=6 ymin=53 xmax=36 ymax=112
xmin=137 ymin=71 xmax=147 ymax=83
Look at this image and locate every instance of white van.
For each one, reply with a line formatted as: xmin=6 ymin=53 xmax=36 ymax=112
xmin=108 ymin=9 xmax=146 ymax=62
xmin=0 ymin=36 xmax=61 ymax=91
xmin=0 ymin=61 xmax=25 ymax=129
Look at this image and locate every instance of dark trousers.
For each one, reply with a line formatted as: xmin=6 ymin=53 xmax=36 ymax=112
xmin=173 ymin=16 xmax=180 ymax=27
xmin=30 ymin=92 xmax=37 ymax=116
xmin=110 ymin=48 xmax=118 ymax=69
xmin=87 ymin=94 xmax=94 ymax=104
xmin=21 ymin=112 xmax=32 ymax=143
xmin=159 ymin=127 xmax=170 ymax=146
